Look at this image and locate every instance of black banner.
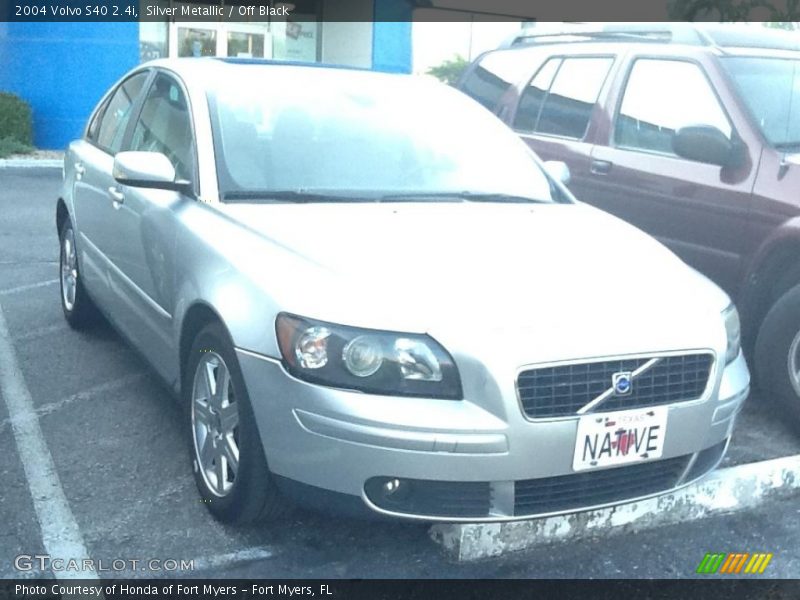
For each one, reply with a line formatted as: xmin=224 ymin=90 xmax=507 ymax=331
xmin=0 ymin=0 xmax=799 ymax=22
xmin=3 ymin=579 xmax=800 ymax=600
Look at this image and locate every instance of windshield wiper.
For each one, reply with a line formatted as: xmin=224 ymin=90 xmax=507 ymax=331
xmin=222 ymin=190 xmax=367 ymax=203
xmin=457 ymin=192 xmax=548 ymax=204
xmin=379 ymin=191 xmax=546 ymax=204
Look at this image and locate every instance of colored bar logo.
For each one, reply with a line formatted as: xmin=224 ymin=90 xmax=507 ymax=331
xmin=696 ymin=552 xmax=773 ymax=574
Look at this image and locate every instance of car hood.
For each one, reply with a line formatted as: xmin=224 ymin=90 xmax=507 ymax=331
xmin=219 ymin=201 xmax=729 ymax=359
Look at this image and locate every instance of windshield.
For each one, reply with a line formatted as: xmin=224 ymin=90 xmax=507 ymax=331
xmin=207 ymin=67 xmax=557 ymax=203
xmin=721 ymin=56 xmax=800 ymax=149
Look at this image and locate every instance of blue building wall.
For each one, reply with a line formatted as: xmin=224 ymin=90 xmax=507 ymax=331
xmin=0 ymin=23 xmax=140 ymax=149
xmin=371 ymin=0 xmax=413 ymax=74
xmin=0 ymin=10 xmax=413 ymax=150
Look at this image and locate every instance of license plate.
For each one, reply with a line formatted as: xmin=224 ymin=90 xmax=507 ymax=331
xmin=572 ymin=406 xmax=668 ymax=472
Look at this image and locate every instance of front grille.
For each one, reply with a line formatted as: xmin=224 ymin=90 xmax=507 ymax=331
xmin=514 ymin=454 xmax=691 ymax=516
xmin=518 ymin=353 xmax=714 ymax=419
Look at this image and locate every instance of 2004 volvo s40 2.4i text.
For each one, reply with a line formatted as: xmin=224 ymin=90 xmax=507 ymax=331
xmin=58 ymin=59 xmax=750 ymax=523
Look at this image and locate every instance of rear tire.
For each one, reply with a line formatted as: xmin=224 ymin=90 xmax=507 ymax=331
xmin=59 ymin=218 xmax=98 ymax=328
xmin=184 ymin=322 xmax=290 ymax=524
xmin=755 ymin=283 xmax=800 ymax=421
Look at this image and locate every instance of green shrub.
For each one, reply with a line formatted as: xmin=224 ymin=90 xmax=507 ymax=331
xmin=426 ymin=55 xmax=470 ymax=86
xmin=0 ymin=136 xmax=33 ymax=159
xmin=0 ymin=92 xmax=33 ymax=146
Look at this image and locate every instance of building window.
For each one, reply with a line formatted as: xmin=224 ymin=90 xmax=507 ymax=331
xmin=140 ymin=22 xmax=168 ymax=61
xmin=139 ymin=1 xmax=322 ymax=63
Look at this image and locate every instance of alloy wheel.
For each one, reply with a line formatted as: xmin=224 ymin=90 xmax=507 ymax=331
xmin=789 ymin=330 xmax=800 ymax=398
xmin=191 ymin=352 xmax=240 ymax=497
xmin=60 ymin=227 xmax=78 ymax=312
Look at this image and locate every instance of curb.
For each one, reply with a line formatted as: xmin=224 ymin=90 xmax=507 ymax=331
xmin=0 ymin=159 xmax=62 ymax=169
xmin=429 ymin=454 xmax=800 ymax=561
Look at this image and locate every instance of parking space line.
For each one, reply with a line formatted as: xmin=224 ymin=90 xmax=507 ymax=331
xmin=0 ymin=373 xmax=147 ymax=434
xmin=0 ymin=279 xmax=59 ymax=297
xmin=0 ymin=301 xmax=97 ymax=581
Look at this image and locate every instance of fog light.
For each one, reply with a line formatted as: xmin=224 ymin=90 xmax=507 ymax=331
xmin=384 ymin=478 xmax=402 ymax=494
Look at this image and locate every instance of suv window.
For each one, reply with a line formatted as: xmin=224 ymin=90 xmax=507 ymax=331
xmin=128 ymin=73 xmax=195 ymax=182
xmin=616 ymin=59 xmax=732 ymax=155
xmin=90 ymin=71 xmax=149 ymax=154
xmin=512 ymin=58 xmax=560 ymax=132
xmin=514 ymin=57 xmax=613 ymax=139
xmin=461 ymin=50 xmax=531 ymax=112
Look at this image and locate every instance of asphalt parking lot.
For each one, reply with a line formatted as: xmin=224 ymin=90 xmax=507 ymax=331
xmin=2 ymin=167 xmax=800 ymax=580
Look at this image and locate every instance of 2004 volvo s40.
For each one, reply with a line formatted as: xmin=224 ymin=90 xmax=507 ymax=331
xmin=58 ymin=58 xmax=750 ymax=524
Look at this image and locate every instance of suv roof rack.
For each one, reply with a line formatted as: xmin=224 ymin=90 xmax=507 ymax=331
xmin=499 ymin=23 xmax=800 ymax=52
xmin=499 ymin=23 xmax=715 ymax=49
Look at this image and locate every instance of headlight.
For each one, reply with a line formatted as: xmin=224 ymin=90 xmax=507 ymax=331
xmin=275 ymin=313 xmax=462 ymax=400
xmin=722 ymin=304 xmax=741 ymax=365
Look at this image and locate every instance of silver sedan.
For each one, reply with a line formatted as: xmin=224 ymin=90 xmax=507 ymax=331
xmin=58 ymin=58 xmax=750 ymax=523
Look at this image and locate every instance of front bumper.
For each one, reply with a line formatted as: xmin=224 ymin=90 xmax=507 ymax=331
xmin=237 ymin=348 xmax=749 ymax=522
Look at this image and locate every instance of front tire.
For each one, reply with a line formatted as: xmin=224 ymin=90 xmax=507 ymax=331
xmin=185 ymin=322 xmax=290 ymax=524
xmin=59 ymin=219 xmax=98 ymax=328
xmin=755 ymin=283 xmax=800 ymax=422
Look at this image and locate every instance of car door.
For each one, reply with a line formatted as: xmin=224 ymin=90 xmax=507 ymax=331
xmin=70 ymin=70 xmax=151 ymax=305
xmin=510 ymin=55 xmax=616 ymax=202
xmin=587 ymin=56 xmax=758 ymax=296
xmin=104 ymin=71 xmax=197 ymax=380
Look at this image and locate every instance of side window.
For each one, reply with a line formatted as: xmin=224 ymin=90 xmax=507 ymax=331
xmin=615 ymin=59 xmax=732 ymax=155
xmin=128 ymin=73 xmax=195 ymax=182
xmin=460 ymin=50 xmax=531 ymax=112
xmin=514 ymin=57 xmax=613 ymax=139
xmin=536 ymin=57 xmax=613 ymax=139
xmin=512 ymin=58 xmax=561 ymax=132
xmin=86 ymin=98 xmax=108 ymax=142
xmin=91 ymin=72 xmax=149 ymax=154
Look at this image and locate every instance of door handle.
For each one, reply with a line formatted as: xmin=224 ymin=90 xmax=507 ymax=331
xmin=74 ymin=162 xmax=85 ymax=180
xmin=590 ymin=159 xmax=613 ymax=175
xmin=108 ymin=186 xmax=125 ymax=206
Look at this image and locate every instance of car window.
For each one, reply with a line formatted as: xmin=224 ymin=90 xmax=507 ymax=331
xmin=616 ymin=59 xmax=732 ymax=155
xmin=514 ymin=57 xmax=613 ymax=140
xmin=512 ymin=58 xmax=561 ymax=132
xmin=128 ymin=73 xmax=195 ymax=182
xmin=92 ymin=71 xmax=149 ymax=154
xmin=721 ymin=57 xmax=800 ymax=149
xmin=460 ymin=50 xmax=532 ymax=112
xmin=209 ymin=69 xmax=557 ymax=204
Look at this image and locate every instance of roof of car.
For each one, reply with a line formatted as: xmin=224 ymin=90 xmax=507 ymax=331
xmin=139 ymin=57 xmax=406 ymax=82
xmin=499 ymin=23 xmax=800 ymax=56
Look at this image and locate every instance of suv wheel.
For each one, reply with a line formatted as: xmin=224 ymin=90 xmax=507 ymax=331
xmin=185 ymin=322 xmax=290 ymax=524
xmin=755 ymin=283 xmax=800 ymax=420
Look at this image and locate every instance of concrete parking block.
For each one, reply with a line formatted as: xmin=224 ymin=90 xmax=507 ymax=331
xmin=429 ymin=455 xmax=800 ymax=561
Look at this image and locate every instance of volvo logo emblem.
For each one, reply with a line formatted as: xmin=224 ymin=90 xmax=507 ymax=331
xmin=612 ymin=372 xmax=633 ymax=396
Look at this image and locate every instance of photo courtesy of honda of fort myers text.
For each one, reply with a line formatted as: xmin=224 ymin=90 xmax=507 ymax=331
xmin=1 ymin=0 xmax=800 ymax=598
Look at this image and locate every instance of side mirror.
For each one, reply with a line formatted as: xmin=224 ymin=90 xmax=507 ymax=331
xmin=113 ymin=151 xmax=192 ymax=195
xmin=543 ymin=160 xmax=571 ymax=186
xmin=673 ymin=125 xmax=744 ymax=168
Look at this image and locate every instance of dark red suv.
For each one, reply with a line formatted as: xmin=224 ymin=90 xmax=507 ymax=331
xmin=459 ymin=25 xmax=800 ymax=417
